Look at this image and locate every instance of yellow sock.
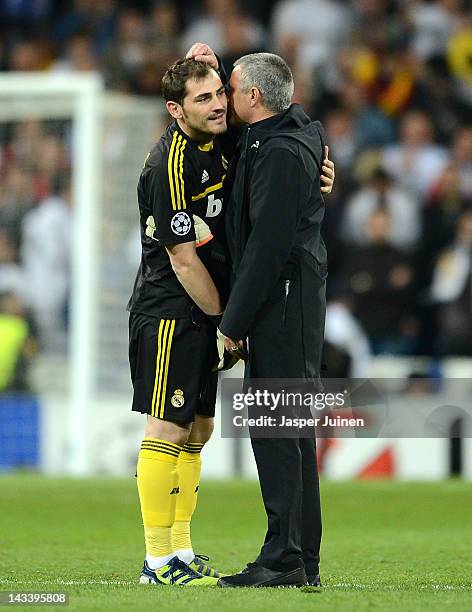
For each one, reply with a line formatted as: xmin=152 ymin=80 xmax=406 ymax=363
xmin=136 ymin=438 xmax=182 ymax=558
xmin=172 ymin=442 xmax=204 ymax=553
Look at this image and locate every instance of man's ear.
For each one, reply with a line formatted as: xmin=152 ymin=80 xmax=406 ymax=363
xmin=166 ymin=100 xmax=184 ymax=119
xmin=249 ymin=87 xmax=262 ymax=108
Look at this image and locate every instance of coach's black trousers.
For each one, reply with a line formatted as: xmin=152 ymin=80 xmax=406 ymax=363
xmin=250 ymin=434 xmax=322 ymax=574
xmin=245 ymin=265 xmax=326 ymax=574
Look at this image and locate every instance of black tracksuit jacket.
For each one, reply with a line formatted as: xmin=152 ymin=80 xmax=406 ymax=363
xmin=219 ymin=104 xmax=328 ymax=380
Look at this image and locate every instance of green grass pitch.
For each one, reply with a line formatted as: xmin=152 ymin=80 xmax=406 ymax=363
xmin=1 ymin=476 xmax=471 ymax=611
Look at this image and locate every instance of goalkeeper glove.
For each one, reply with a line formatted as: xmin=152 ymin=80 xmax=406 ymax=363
xmin=193 ymin=214 xmax=213 ymax=247
xmin=145 ymin=215 xmax=157 ymax=241
xmin=213 ymin=329 xmax=245 ymax=371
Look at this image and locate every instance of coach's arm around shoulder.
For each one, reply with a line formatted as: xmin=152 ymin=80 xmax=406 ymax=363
xmin=167 ymin=241 xmax=222 ymax=316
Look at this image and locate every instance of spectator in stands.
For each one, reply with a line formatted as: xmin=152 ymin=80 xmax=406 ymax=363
xmin=130 ymin=2 xmax=182 ymax=97
xmin=147 ymin=1 xmax=180 ymax=45
xmin=416 ymin=163 xmax=470 ymax=327
xmin=447 ymin=10 xmax=472 ymax=106
xmin=53 ymin=0 xmax=116 ymax=55
xmin=140 ymin=1 xmax=181 ymax=95
xmin=324 ymin=108 xmax=357 ymax=173
xmin=7 ymin=40 xmax=44 ymax=71
xmin=431 ymin=207 xmax=472 ymax=356
xmin=351 ymin=0 xmax=408 ymax=48
xmin=103 ymin=7 xmax=147 ymax=92
xmin=337 ymin=80 xmax=396 ymax=149
xmin=0 ymin=230 xmax=28 ymax=304
xmin=343 ymin=207 xmax=418 ymax=354
xmin=0 ymin=291 xmax=36 ymax=392
xmin=7 ymin=120 xmax=43 ymax=167
xmin=4 ymin=121 xmax=68 ymax=203
xmin=353 ymin=44 xmax=424 ymax=118
xmin=341 ymin=167 xmax=421 ymax=251
xmin=422 ymin=164 xmax=470 ymax=263
xmin=271 ymin=0 xmax=350 ymax=73
xmin=452 ymin=126 xmax=472 ymax=197
xmin=181 ymin=0 xmax=265 ymax=73
xmin=346 ymin=4 xmax=424 ymax=120
xmin=35 ymin=134 xmax=69 ymax=199
xmin=51 ymin=33 xmax=100 ymax=73
xmin=381 ymin=110 xmax=450 ymax=198
xmin=407 ymin=0 xmax=461 ymax=60
xmin=216 ymin=9 xmax=266 ymax=74
xmin=0 ymin=167 xmax=36 ymax=248
xmin=21 ymin=178 xmax=71 ymax=351
xmin=324 ymin=281 xmax=371 ymax=378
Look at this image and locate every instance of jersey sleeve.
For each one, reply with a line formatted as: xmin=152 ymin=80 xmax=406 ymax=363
xmin=146 ymin=135 xmax=196 ymax=246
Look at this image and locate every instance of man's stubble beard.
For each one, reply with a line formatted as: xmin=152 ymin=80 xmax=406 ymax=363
xmin=182 ymin=110 xmax=227 ymax=138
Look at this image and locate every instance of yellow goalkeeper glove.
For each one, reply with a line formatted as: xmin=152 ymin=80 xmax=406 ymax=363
xmin=193 ymin=214 xmax=213 ymax=247
xmin=213 ymin=329 xmax=244 ymax=371
xmin=145 ymin=215 xmax=157 ymax=241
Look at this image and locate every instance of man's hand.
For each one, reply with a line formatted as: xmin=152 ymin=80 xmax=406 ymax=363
xmin=186 ymin=42 xmax=218 ymax=70
xmin=214 ymin=329 xmax=240 ymax=371
xmin=221 ymin=333 xmax=247 ymax=360
xmin=321 ymin=146 xmax=335 ymax=194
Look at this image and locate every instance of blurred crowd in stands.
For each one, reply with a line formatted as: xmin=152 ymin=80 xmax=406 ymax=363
xmin=0 ymin=0 xmax=472 ymax=389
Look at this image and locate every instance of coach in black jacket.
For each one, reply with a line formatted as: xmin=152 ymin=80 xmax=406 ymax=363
xmin=217 ymin=53 xmax=327 ymax=588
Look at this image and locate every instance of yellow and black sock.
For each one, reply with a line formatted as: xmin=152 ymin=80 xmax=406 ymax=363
xmin=172 ymin=442 xmax=204 ymax=557
xmin=136 ymin=438 xmax=182 ymax=564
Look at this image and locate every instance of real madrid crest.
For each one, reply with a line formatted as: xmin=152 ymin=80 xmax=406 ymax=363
xmin=171 ymin=389 xmax=185 ymax=408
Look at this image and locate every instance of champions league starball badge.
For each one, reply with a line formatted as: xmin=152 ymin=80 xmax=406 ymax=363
xmin=171 ymin=211 xmax=191 ymax=236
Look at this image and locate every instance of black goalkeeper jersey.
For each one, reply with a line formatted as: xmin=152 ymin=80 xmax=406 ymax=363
xmin=127 ymin=121 xmax=229 ymax=318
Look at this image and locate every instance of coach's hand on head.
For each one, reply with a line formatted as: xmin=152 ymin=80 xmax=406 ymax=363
xmin=186 ymin=43 xmax=218 ymax=70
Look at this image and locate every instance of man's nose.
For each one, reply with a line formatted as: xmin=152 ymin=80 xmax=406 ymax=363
xmin=212 ymin=95 xmax=226 ymax=111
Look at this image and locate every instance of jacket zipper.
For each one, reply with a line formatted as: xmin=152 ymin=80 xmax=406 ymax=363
xmin=282 ymin=279 xmax=291 ymax=325
xmin=236 ymin=126 xmax=252 ymax=265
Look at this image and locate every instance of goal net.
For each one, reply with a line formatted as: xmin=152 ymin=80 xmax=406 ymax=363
xmin=0 ymin=73 xmax=168 ymax=474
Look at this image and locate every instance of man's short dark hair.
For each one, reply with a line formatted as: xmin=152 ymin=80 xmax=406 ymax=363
xmin=161 ymin=59 xmax=214 ymax=105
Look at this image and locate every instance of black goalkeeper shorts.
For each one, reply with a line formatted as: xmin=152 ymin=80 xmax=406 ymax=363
xmin=128 ymin=310 xmax=218 ymax=424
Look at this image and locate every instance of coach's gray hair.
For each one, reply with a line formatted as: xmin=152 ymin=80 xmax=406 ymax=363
xmin=233 ymin=53 xmax=294 ymax=113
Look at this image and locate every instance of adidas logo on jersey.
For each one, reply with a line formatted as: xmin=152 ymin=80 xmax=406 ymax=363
xmin=201 ymin=169 xmax=209 ymax=183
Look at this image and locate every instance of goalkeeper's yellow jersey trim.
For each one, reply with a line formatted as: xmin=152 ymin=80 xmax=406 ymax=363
xmin=191 ymin=176 xmax=226 ymax=201
xmin=168 ymin=132 xmax=188 ymax=211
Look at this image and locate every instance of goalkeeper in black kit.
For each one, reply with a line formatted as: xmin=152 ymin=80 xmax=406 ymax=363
xmin=127 ymin=51 xmax=335 ymax=587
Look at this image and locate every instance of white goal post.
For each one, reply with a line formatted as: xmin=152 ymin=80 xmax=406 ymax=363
xmin=0 ymin=73 xmax=102 ymax=474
